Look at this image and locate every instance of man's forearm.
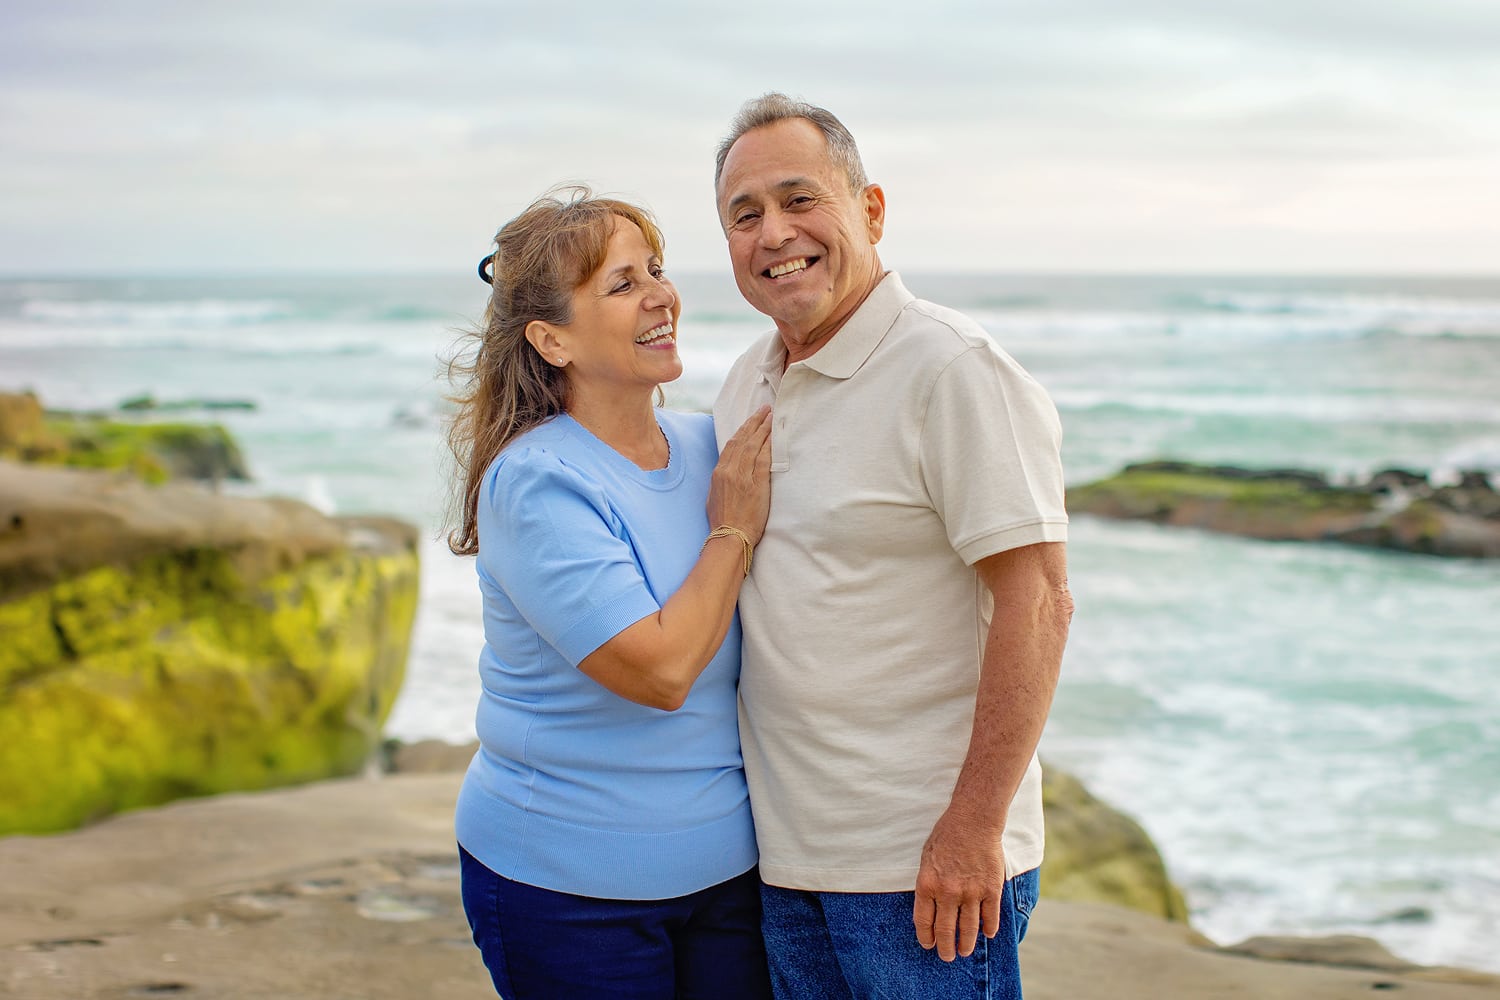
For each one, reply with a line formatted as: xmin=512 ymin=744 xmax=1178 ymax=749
xmin=912 ymin=542 xmax=1073 ymax=960
xmin=947 ymin=542 xmax=1073 ymax=829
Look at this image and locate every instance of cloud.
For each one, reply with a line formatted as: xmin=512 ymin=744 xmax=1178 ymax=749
xmin=1 ymin=0 xmax=1497 ymax=272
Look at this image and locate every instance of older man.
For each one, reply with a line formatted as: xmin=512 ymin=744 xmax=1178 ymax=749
xmin=712 ymin=93 xmax=1074 ymax=998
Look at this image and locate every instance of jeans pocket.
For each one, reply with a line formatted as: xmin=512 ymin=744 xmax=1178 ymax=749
xmin=1011 ymin=868 xmax=1040 ymax=917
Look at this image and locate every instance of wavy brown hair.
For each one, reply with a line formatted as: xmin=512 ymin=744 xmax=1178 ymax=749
xmin=445 ymin=186 xmax=666 ymax=556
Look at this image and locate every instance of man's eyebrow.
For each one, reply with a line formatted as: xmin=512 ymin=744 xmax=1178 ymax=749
xmin=724 ymin=178 xmax=815 ymax=214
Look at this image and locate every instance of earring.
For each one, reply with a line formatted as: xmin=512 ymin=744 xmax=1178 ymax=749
xmin=555 ymin=357 xmax=565 ymax=365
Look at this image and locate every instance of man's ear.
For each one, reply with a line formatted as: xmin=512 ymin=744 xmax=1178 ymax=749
xmin=525 ymin=320 xmax=568 ymax=368
xmin=863 ymin=183 xmax=886 ymax=244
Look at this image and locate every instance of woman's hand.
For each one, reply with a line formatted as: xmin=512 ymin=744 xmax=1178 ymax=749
xmin=577 ymin=405 xmax=774 ymax=710
xmin=708 ymin=406 xmax=773 ymax=545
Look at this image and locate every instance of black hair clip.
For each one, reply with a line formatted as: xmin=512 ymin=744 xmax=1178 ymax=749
xmin=478 ymin=254 xmax=495 ymax=285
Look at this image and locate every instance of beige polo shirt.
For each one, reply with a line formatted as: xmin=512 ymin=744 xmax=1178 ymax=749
xmin=714 ymin=272 xmax=1068 ymax=892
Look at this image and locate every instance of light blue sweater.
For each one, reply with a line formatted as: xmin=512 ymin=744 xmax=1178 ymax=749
xmin=454 ymin=409 xmax=757 ymax=900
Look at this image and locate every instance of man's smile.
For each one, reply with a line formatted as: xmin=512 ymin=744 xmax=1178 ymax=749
xmin=764 ymin=256 xmax=819 ymax=279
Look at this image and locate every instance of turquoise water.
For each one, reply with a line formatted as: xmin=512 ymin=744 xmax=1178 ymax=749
xmin=2 ymin=272 xmax=1497 ymax=971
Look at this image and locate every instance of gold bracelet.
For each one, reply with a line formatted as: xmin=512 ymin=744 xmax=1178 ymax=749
xmin=703 ymin=524 xmax=753 ymax=577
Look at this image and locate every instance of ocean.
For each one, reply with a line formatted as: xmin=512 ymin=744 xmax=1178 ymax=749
xmin=2 ymin=271 xmax=1497 ymax=972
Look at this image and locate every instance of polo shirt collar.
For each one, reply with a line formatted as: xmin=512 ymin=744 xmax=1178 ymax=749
xmin=796 ymin=272 xmax=913 ymax=380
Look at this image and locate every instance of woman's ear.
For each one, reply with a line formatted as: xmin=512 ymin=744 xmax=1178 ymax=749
xmin=525 ymin=320 xmax=568 ymax=368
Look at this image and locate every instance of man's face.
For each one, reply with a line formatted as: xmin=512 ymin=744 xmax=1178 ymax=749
xmin=716 ymin=119 xmax=884 ymax=355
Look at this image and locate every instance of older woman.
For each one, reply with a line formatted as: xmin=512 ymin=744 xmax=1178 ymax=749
xmin=446 ymin=188 xmax=773 ymax=999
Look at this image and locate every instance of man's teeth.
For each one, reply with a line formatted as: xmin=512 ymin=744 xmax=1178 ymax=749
xmin=768 ymin=258 xmax=810 ymax=278
xmin=635 ymin=323 xmax=674 ymax=345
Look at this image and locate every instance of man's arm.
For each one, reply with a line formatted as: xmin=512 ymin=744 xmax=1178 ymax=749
xmin=912 ymin=540 xmax=1073 ymax=962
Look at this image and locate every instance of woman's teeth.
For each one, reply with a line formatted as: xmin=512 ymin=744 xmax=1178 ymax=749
xmin=635 ymin=323 xmax=674 ymax=346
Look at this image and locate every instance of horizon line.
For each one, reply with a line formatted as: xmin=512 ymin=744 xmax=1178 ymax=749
xmin=4 ymin=267 xmax=1500 ymax=282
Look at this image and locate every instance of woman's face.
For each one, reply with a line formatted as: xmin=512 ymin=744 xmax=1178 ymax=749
xmin=558 ymin=220 xmax=682 ymax=399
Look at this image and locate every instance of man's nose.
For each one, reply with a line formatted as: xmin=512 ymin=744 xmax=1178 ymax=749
xmin=758 ymin=207 xmax=795 ymax=249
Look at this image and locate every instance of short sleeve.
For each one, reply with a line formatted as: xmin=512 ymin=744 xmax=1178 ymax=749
xmin=919 ymin=344 xmax=1069 ymax=564
xmin=478 ymin=448 xmax=661 ymax=665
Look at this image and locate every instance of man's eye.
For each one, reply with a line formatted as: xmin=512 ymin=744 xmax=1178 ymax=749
xmin=788 ymin=195 xmax=813 ymax=208
xmin=734 ymin=212 xmax=759 ymax=228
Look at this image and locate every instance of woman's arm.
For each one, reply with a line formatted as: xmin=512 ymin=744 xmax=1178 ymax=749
xmin=577 ymin=407 xmax=772 ymax=710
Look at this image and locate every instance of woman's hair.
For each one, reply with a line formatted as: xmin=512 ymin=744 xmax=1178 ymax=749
xmin=445 ymin=186 xmax=665 ymax=556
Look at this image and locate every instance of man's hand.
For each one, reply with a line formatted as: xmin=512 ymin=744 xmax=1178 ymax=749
xmin=912 ymin=806 xmax=1006 ymax=962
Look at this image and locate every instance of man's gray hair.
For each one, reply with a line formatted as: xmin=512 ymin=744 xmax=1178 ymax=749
xmin=714 ymin=92 xmax=869 ymax=194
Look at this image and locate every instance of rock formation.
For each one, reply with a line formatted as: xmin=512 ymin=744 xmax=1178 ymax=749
xmin=0 ymin=390 xmax=248 ymax=483
xmin=1067 ymin=460 xmax=1500 ymax=558
xmin=0 ymin=460 xmax=419 ymax=834
xmin=1040 ymin=767 xmax=1190 ymax=921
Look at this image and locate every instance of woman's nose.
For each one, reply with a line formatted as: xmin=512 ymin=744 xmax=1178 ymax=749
xmin=645 ymin=276 xmax=676 ymax=312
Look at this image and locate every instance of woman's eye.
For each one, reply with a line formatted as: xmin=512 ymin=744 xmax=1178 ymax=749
xmin=649 ymin=265 xmax=665 ymax=279
xmin=612 ymin=281 xmax=631 ymax=294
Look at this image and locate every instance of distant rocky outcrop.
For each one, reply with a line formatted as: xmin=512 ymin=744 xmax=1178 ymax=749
xmin=1040 ymin=768 xmax=1190 ymax=921
xmin=1067 ymin=460 xmax=1500 ymax=558
xmin=0 ymin=460 xmax=420 ymax=835
xmin=118 ymin=393 xmax=258 ymax=413
xmin=0 ymin=390 xmax=248 ymax=483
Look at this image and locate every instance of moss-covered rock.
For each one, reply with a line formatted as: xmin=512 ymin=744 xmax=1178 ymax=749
xmin=0 ymin=460 xmax=419 ymax=835
xmin=0 ymin=391 xmax=249 ymax=483
xmin=0 ymin=391 xmax=54 ymax=451
xmin=1042 ymin=768 xmax=1190 ymax=922
xmin=1067 ymin=461 xmax=1500 ymax=558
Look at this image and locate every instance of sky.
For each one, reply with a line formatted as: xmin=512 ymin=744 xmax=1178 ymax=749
xmin=3 ymin=0 xmax=1499 ymax=275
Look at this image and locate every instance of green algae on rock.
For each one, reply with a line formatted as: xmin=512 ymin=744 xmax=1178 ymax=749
xmin=1041 ymin=768 xmax=1190 ymax=922
xmin=0 ymin=390 xmax=249 ymax=483
xmin=0 ymin=460 xmax=419 ymax=835
xmin=1067 ymin=461 xmax=1500 ymax=558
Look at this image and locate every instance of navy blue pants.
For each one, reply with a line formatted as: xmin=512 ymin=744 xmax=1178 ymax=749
xmin=459 ymin=845 xmax=772 ymax=999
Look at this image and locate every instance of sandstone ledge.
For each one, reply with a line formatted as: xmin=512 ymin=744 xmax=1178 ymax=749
xmin=3 ymin=770 xmax=1495 ymax=1000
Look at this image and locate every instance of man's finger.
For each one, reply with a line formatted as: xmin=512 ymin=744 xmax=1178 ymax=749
xmin=956 ymin=900 xmax=981 ymax=958
xmin=982 ymin=891 xmax=1002 ymax=939
xmin=933 ymin=902 xmax=959 ymax=962
xmin=912 ymin=891 xmax=937 ymax=949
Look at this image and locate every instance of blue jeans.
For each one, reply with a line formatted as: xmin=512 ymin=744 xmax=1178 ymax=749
xmin=459 ymin=845 xmax=771 ymax=999
xmin=759 ymin=868 xmax=1040 ymax=1000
